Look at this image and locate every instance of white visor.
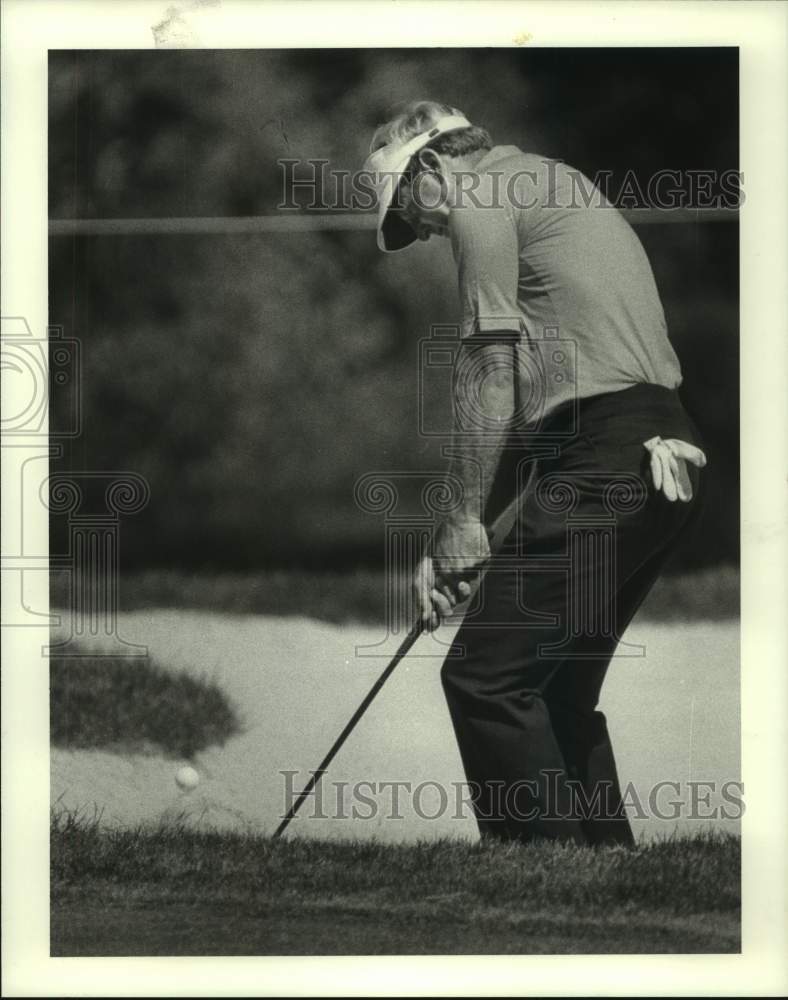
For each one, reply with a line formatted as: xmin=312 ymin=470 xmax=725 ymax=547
xmin=363 ymin=114 xmax=472 ymax=252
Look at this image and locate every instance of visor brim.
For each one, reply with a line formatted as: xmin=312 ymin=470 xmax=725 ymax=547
xmin=365 ymin=113 xmax=472 ymax=253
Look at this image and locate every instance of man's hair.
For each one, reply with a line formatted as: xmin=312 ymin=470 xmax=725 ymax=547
xmin=369 ymin=100 xmax=493 ymax=159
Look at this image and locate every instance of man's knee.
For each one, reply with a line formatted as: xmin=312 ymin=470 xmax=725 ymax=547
xmin=440 ymin=650 xmax=481 ymax=700
xmin=440 ymin=631 xmax=494 ymax=696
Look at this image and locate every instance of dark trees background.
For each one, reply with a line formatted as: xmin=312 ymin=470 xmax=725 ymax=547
xmin=49 ymin=48 xmax=739 ymax=571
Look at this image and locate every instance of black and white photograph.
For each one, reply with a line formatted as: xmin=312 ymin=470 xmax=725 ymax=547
xmin=2 ymin=1 xmax=787 ymax=995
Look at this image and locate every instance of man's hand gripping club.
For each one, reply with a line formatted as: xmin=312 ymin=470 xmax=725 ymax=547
xmin=414 ymin=518 xmax=492 ymax=632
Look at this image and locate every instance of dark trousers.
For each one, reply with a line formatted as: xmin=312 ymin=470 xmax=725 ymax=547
xmin=441 ymin=384 xmax=705 ymax=846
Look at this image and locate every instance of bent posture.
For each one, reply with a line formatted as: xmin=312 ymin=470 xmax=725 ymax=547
xmin=365 ymin=101 xmax=706 ymax=845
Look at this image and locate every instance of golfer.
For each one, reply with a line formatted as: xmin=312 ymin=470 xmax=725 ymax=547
xmin=364 ymin=101 xmax=707 ymax=845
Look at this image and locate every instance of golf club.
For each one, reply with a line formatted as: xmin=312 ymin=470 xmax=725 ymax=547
xmin=271 ymin=492 xmax=525 ymax=840
xmin=273 ymin=618 xmax=425 ymax=838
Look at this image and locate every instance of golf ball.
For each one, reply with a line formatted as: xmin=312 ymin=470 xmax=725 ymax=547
xmin=175 ymin=765 xmax=200 ymax=791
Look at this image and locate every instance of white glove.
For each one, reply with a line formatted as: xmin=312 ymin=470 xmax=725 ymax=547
xmin=643 ymin=437 xmax=707 ymax=502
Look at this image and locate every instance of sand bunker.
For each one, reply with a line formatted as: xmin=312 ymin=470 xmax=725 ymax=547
xmin=51 ymin=611 xmax=740 ymax=842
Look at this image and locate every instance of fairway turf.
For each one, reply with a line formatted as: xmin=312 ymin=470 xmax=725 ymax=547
xmin=51 ymin=814 xmax=740 ymax=955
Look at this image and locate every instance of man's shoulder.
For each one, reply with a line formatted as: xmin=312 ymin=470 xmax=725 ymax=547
xmin=477 ymin=147 xmax=571 ymax=199
xmin=481 ymin=147 xmax=589 ymax=181
xmin=479 ymin=145 xmax=547 ymax=174
xmin=478 ymin=148 xmax=607 ymax=215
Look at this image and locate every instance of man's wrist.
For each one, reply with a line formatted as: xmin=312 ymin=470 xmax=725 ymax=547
xmin=441 ymin=507 xmax=483 ymax=529
xmin=433 ymin=515 xmax=491 ymax=562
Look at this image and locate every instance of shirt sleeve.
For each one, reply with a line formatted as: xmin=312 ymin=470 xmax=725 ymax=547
xmin=449 ymin=191 xmax=521 ymax=340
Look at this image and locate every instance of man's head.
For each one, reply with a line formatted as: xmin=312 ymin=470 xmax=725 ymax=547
xmin=365 ymin=101 xmax=493 ymax=251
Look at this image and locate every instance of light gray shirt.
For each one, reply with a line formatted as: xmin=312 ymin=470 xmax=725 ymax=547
xmin=449 ymin=145 xmax=682 ymax=422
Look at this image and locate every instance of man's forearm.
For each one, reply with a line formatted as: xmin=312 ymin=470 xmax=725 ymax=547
xmin=443 ymin=435 xmax=506 ymax=526
xmin=436 ymin=338 xmax=516 ymax=551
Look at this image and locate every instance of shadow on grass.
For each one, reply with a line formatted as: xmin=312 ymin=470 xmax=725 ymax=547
xmin=50 ymin=653 xmax=240 ymax=759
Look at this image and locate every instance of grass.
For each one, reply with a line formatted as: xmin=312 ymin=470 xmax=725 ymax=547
xmin=51 ymin=565 xmax=739 ymax=625
xmin=50 ymin=653 xmax=240 ymax=758
xmin=51 ymin=812 xmax=740 ymax=956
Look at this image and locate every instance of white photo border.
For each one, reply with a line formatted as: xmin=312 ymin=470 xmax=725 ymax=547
xmin=2 ymin=0 xmax=786 ymax=995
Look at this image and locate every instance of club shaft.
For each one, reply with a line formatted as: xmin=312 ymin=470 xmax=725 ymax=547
xmin=272 ymin=620 xmax=424 ymax=838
